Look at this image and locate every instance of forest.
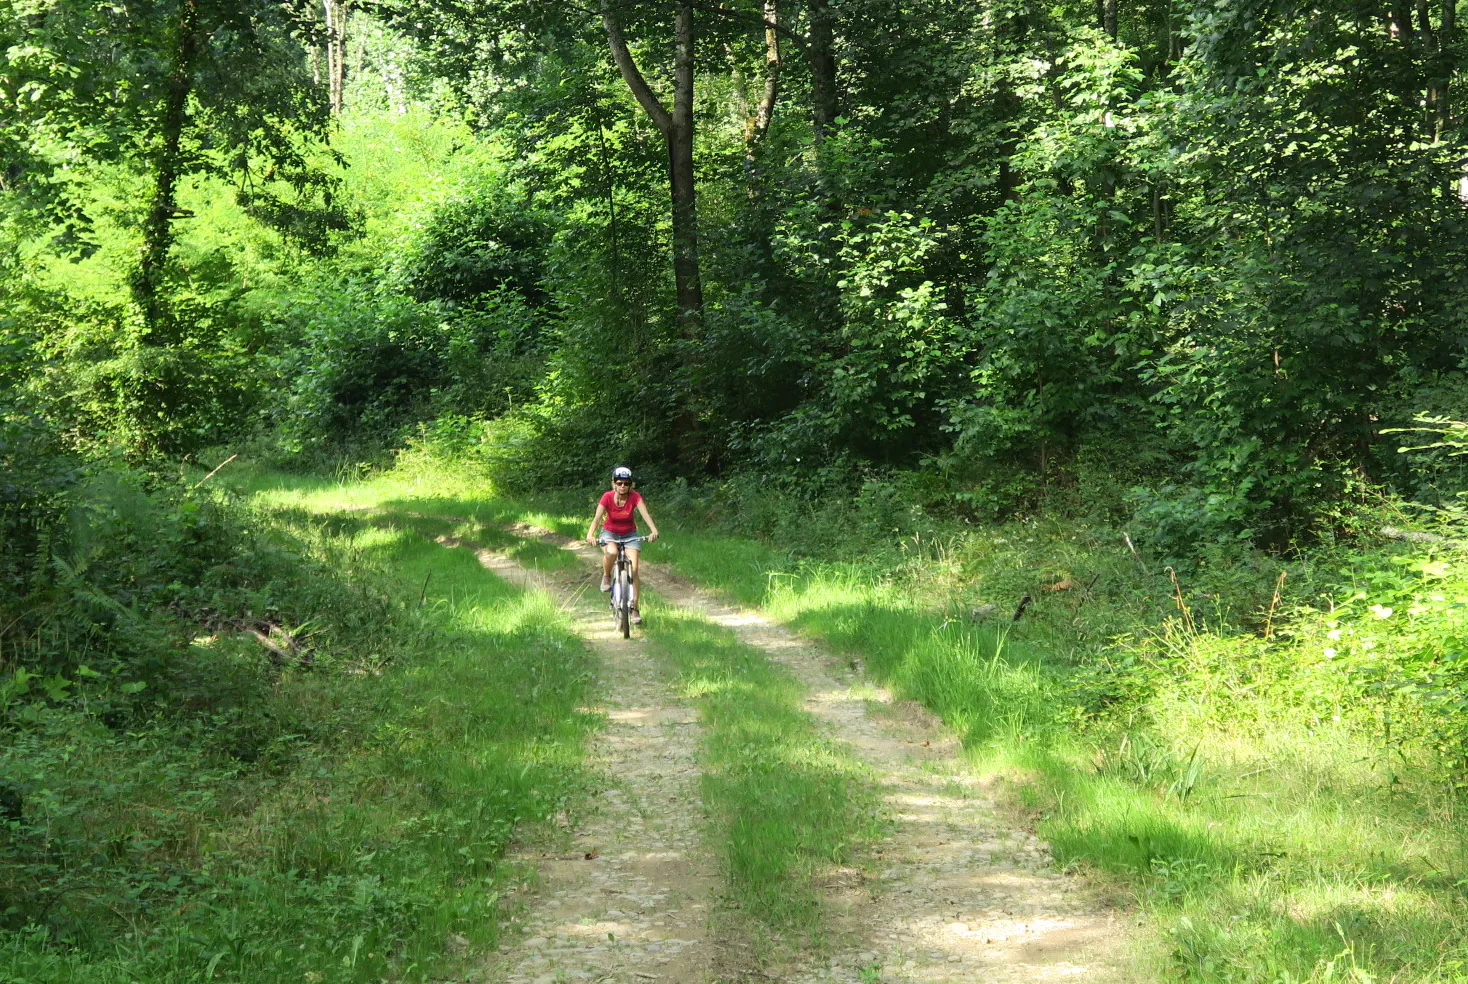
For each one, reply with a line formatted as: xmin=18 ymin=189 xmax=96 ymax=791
xmin=4 ymin=0 xmax=1468 ymax=981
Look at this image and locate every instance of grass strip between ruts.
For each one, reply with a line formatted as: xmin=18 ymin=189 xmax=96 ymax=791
xmin=632 ymin=591 xmax=884 ymax=943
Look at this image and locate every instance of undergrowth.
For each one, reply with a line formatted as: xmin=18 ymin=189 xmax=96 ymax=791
xmin=0 ymin=459 xmax=596 ymax=983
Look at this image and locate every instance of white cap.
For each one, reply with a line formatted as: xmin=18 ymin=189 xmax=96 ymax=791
xmin=612 ymin=466 xmax=632 ymax=480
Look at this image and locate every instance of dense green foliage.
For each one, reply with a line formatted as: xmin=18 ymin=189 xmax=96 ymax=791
xmin=6 ymin=0 xmax=1466 ymax=533
xmin=0 ymin=449 xmax=595 ymax=982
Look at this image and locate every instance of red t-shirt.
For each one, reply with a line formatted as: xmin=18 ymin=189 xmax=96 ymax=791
xmin=600 ymin=489 xmax=642 ymax=535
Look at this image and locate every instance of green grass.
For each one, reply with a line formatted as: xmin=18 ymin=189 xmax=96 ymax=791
xmin=226 ymin=456 xmax=1468 ymax=981
xmin=231 ymin=462 xmax=581 ymax=574
xmin=650 ymin=516 xmax=1468 ymax=983
xmin=1 ymin=476 xmax=597 ymax=984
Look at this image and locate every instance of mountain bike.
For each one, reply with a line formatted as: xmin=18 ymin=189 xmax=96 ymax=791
xmin=607 ymin=535 xmax=647 ymax=638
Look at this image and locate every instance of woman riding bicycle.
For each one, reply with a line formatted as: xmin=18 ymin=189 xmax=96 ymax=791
xmin=586 ymin=466 xmax=660 ymax=624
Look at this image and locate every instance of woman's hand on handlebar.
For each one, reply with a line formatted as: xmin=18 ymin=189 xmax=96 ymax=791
xmin=648 ymin=532 xmax=660 ymax=542
xmin=585 ymin=534 xmax=597 ymax=546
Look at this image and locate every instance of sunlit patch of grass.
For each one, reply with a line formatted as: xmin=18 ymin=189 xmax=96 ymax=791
xmin=346 ymin=523 xmax=410 ymax=550
xmin=233 ymin=464 xmax=582 ymax=574
xmin=517 ymin=509 xmax=584 ymax=538
xmin=636 ymin=598 xmax=883 ymax=942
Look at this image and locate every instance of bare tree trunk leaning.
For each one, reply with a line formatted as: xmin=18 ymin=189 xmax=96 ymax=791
xmin=134 ymin=0 xmax=200 ymax=342
xmin=601 ymin=0 xmax=705 ymax=332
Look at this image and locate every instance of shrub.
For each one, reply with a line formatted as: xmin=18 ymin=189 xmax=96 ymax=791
xmin=264 ymin=282 xmax=545 ymax=462
xmin=392 ymin=179 xmax=555 ymax=309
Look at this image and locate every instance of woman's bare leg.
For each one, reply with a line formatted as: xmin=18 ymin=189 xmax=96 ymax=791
xmin=602 ymin=543 xmax=617 ymax=581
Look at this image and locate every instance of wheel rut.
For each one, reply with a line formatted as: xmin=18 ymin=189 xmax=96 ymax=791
xmin=430 ymin=536 xmax=724 ymax=984
xmin=507 ymin=524 xmax=1137 ymax=984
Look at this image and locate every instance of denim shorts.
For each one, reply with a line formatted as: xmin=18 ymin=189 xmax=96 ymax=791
xmin=597 ymin=531 xmax=644 ymax=551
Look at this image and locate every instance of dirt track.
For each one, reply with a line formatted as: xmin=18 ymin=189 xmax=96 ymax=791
xmin=425 ymin=523 xmax=1137 ymax=983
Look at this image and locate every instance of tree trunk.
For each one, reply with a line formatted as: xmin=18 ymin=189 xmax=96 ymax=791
xmin=384 ymin=49 xmax=406 ymax=114
xmin=324 ymin=1 xmax=336 ymax=111
xmin=1440 ymin=0 xmax=1457 ymax=139
xmin=753 ymin=0 xmax=781 ymax=145
xmin=808 ymin=0 xmax=837 ymax=139
xmin=1103 ymin=0 xmax=1118 ymax=40
xmin=1443 ymin=0 xmax=1467 ymax=200
xmin=601 ymin=0 xmax=704 ymax=333
xmin=134 ymin=0 xmax=199 ymax=342
xmin=1418 ymin=0 xmax=1438 ymax=47
xmin=996 ymin=80 xmax=1021 ymax=202
xmin=1418 ymin=0 xmax=1439 ymax=134
xmin=324 ymin=0 xmax=347 ymax=114
xmin=1390 ymin=3 xmax=1413 ymax=42
xmin=738 ymin=3 xmax=781 ymax=194
xmin=668 ymin=8 xmax=703 ymax=331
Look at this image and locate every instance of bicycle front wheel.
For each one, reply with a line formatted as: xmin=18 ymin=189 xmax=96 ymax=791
xmin=617 ymin=565 xmax=631 ymax=638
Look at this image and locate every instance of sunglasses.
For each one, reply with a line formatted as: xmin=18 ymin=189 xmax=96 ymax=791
xmin=614 ymin=479 xmax=631 ymax=486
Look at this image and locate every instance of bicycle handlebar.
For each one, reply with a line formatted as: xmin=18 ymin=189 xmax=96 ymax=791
xmin=588 ymin=534 xmax=658 ymax=550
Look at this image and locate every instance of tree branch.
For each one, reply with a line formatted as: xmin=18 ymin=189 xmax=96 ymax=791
xmin=601 ymin=0 xmax=673 ymax=133
xmin=690 ymin=0 xmax=808 ymax=48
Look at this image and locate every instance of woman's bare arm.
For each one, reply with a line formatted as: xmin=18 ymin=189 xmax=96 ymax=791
xmin=636 ymin=500 xmax=660 ymax=541
xmin=586 ymin=503 xmax=606 ymax=543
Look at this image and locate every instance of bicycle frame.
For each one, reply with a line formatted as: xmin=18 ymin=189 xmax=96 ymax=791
xmin=606 ymin=536 xmax=646 ymax=638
